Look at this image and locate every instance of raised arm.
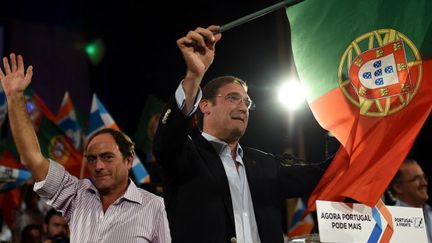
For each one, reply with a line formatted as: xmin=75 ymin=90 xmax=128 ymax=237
xmin=176 ymin=25 xmax=221 ymax=113
xmin=0 ymin=53 xmax=49 ymax=181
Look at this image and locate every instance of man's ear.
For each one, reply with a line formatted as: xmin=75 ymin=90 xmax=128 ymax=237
xmin=125 ymin=156 xmax=133 ymax=169
xmin=392 ymin=184 xmax=403 ymax=195
xmin=199 ymin=99 xmax=210 ymax=115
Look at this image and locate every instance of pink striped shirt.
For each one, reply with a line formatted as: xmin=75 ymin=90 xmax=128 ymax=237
xmin=35 ymin=160 xmax=171 ymax=243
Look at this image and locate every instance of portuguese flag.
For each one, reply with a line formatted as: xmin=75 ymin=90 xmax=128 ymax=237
xmin=287 ymin=0 xmax=432 ymax=209
xmin=38 ymin=117 xmax=88 ymax=178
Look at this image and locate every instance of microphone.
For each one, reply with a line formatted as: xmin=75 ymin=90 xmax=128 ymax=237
xmin=276 ymin=152 xmax=336 ymax=170
xmin=275 ymin=153 xmax=307 ymax=167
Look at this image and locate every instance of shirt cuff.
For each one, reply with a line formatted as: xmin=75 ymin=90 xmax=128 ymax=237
xmin=174 ymin=80 xmax=202 ymax=116
xmin=33 ymin=159 xmax=66 ymax=199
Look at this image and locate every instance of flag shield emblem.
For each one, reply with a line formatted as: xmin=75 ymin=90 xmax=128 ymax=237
xmin=349 ymin=39 xmax=411 ymax=98
xmin=48 ymin=135 xmax=72 ymax=164
xmin=338 ymin=29 xmax=423 ymax=117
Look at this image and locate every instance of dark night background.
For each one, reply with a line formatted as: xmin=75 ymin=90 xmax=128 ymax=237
xmin=0 ymin=0 xmax=430 ymax=202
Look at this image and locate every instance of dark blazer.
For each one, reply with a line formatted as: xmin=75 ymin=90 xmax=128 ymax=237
xmin=153 ymin=98 xmax=326 ymax=243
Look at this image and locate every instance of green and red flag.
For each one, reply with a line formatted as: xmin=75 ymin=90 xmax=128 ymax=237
xmin=38 ymin=117 xmax=88 ymax=178
xmin=23 ymin=89 xmax=89 ymax=177
xmin=286 ymin=0 xmax=432 ymax=209
xmin=24 ymin=89 xmax=57 ymax=130
xmin=134 ymin=95 xmax=164 ymax=162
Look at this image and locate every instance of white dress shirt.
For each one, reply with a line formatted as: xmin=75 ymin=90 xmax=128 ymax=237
xmin=175 ymin=82 xmax=261 ymax=243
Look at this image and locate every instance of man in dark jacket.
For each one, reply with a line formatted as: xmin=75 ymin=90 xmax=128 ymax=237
xmin=154 ymin=25 xmax=326 ymax=243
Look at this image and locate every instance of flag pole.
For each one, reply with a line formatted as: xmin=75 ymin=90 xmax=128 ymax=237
xmin=218 ymin=0 xmax=304 ymax=33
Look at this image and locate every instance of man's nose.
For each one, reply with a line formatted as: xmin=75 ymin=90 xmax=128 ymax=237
xmin=95 ymin=158 xmax=105 ymax=170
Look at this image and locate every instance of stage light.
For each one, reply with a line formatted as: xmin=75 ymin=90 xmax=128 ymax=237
xmin=277 ymin=79 xmax=307 ymax=111
xmin=85 ymin=39 xmax=105 ymax=65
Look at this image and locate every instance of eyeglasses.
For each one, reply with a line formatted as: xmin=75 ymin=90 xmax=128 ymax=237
xmin=397 ymin=174 xmax=428 ymax=184
xmin=215 ymin=92 xmax=256 ymax=111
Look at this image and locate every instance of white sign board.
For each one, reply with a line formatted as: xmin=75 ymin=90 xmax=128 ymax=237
xmin=316 ymin=200 xmax=427 ymax=243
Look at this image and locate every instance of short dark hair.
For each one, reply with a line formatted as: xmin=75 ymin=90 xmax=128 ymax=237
xmin=388 ymin=158 xmax=418 ymax=195
xmin=21 ymin=224 xmax=42 ymax=243
xmin=85 ymin=128 xmax=135 ymax=159
xmin=44 ymin=208 xmax=63 ymax=224
xmin=196 ymin=76 xmax=248 ymax=129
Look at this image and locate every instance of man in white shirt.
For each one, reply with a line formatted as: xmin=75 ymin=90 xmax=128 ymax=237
xmin=0 ymin=53 xmax=171 ymax=243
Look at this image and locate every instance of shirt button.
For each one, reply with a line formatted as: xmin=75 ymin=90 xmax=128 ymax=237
xmin=230 ymin=237 xmax=237 ymax=243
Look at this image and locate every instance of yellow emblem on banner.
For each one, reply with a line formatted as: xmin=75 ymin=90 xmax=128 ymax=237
xmin=337 ymin=29 xmax=423 ymax=117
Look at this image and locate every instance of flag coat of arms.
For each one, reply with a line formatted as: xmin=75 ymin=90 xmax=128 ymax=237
xmin=287 ymin=0 xmax=432 ymax=209
xmin=38 ymin=117 xmax=86 ymax=177
xmin=24 ymin=89 xmax=57 ymax=130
